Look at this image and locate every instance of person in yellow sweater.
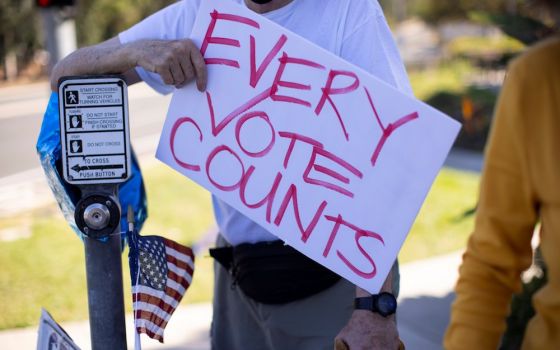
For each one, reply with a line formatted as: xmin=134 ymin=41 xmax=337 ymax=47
xmin=444 ymin=7 xmax=560 ymax=350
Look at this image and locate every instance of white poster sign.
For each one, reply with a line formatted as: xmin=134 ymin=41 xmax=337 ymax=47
xmin=156 ymin=0 xmax=461 ymax=293
xmin=37 ymin=309 xmax=80 ymax=350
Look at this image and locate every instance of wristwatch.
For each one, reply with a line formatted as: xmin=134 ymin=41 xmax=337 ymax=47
xmin=354 ymin=292 xmax=397 ymax=317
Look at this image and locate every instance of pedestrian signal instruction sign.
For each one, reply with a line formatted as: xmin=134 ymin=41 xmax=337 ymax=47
xmin=58 ymin=76 xmax=131 ymax=184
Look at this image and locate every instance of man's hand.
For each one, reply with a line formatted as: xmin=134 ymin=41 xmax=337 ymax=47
xmin=334 ymin=310 xmax=401 ymax=350
xmin=50 ymin=37 xmax=208 ymax=92
xmin=131 ymin=39 xmax=208 ymax=91
xmin=337 ymin=267 xmax=402 ymax=349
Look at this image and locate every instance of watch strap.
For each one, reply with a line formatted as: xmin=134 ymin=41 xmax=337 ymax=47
xmin=355 ymin=296 xmax=376 ymax=310
xmin=354 ymin=292 xmax=397 ymax=317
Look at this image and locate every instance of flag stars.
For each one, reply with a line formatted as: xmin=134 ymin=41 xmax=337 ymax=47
xmin=129 ymin=233 xmax=194 ymax=341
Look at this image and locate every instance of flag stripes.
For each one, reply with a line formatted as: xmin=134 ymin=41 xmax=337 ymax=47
xmin=132 ymin=285 xmax=181 ymax=307
xmin=137 ymin=326 xmax=164 ymax=342
xmin=134 ymin=306 xmax=171 ymax=330
xmin=129 ymin=233 xmax=195 ymax=343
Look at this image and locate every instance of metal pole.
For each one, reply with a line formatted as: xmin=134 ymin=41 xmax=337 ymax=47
xmin=78 ymin=186 xmax=127 ymax=350
xmin=40 ymin=8 xmax=77 ymax=73
xmin=84 ymin=233 xmax=127 ymax=350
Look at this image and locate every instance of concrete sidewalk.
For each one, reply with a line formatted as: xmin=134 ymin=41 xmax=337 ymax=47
xmin=0 ymin=251 xmax=462 ymax=350
xmin=398 ymin=251 xmax=461 ymax=349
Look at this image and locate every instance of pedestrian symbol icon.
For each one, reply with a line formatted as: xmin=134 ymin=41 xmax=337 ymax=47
xmin=70 ymin=114 xmax=82 ymax=129
xmin=70 ymin=140 xmax=83 ymax=154
xmin=66 ymin=90 xmax=79 ymax=105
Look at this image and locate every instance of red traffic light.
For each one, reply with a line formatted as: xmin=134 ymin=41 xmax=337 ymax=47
xmin=36 ymin=0 xmax=75 ymax=8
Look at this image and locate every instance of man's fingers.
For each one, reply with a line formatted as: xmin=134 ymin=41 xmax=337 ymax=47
xmin=190 ymin=46 xmax=208 ymax=91
xmin=159 ymin=69 xmax=174 ymax=85
xmin=169 ymin=60 xmax=186 ymax=86
xmin=178 ymin=56 xmax=195 ymax=87
xmin=334 ymin=338 xmax=349 ymax=350
xmin=136 ymin=39 xmax=207 ymax=89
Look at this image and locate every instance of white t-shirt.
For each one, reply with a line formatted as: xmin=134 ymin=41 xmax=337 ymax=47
xmin=119 ymin=0 xmax=412 ymax=245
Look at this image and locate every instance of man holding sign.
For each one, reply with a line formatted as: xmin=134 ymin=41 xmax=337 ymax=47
xmin=51 ymin=0 xmax=430 ymax=349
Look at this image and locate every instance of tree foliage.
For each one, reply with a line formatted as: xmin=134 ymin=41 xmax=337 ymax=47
xmin=0 ymin=0 xmax=174 ymax=77
xmin=0 ymin=0 xmax=40 ymax=60
xmin=380 ymin=0 xmax=555 ymax=26
xmin=409 ymin=0 xmax=515 ymax=23
xmin=471 ymin=11 xmax=556 ymax=45
xmin=379 ymin=0 xmax=556 ymax=46
xmin=74 ymin=0 xmax=176 ymax=46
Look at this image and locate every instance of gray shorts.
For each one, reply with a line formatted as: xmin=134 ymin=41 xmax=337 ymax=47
xmin=210 ymin=236 xmax=399 ymax=350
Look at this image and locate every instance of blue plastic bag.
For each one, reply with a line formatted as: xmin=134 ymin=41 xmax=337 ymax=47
xmin=36 ymin=92 xmax=147 ymax=240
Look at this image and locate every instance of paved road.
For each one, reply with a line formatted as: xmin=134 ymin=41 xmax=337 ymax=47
xmin=0 ymin=80 xmax=485 ymax=180
xmin=0 ymin=80 xmax=484 ymax=218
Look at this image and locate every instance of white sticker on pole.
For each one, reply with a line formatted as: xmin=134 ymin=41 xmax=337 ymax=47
xmin=58 ymin=77 xmax=131 ymax=184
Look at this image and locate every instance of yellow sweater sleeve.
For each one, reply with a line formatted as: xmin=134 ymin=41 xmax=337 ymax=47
xmin=444 ymin=61 xmax=539 ymax=349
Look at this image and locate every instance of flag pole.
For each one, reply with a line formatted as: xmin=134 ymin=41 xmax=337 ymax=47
xmin=127 ymin=205 xmax=143 ymax=350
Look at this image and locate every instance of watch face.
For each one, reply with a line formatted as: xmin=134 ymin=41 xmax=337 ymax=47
xmin=376 ymin=293 xmax=397 ymax=316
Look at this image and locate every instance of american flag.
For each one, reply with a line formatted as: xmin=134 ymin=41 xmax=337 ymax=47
xmin=128 ymin=233 xmax=195 ymax=342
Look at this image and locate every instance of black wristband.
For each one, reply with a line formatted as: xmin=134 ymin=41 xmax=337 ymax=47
xmin=354 ymin=292 xmax=397 ymax=317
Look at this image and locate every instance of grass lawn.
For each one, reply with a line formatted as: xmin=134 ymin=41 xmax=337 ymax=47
xmin=0 ymin=163 xmax=479 ymax=330
xmin=408 ymin=60 xmax=474 ymax=101
xmin=400 ymin=167 xmax=479 ymax=263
